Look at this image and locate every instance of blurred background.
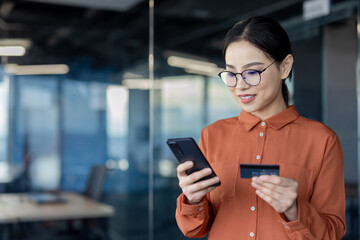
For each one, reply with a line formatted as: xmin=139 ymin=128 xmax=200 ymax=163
xmin=0 ymin=0 xmax=358 ymax=239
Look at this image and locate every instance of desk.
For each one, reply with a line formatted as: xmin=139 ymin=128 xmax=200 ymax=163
xmin=0 ymin=192 xmax=115 ymax=223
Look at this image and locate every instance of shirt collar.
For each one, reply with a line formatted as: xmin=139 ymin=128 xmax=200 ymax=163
xmin=238 ymin=105 xmax=300 ymax=131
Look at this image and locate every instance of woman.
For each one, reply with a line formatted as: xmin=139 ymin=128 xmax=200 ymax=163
xmin=175 ymin=16 xmax=346 ymax=239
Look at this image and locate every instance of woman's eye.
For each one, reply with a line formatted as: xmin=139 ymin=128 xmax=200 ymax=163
xmin=246 ymin=70 xmax=258 ymax=75
xmin=226 ymin=72 xmax=236 ymax=77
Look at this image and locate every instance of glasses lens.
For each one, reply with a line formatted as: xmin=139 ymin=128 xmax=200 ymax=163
xmin=220 ymin=71 xmax=236 ymax=86
xmin=242 ymin=70 xmax=260 ymax=86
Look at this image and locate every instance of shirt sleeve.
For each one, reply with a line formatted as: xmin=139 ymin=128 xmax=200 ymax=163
xmin=175 ymin=129 xmax=214 ymax=238
xmin=278 ymin=133 xmax=346 ymax=239
xmin=175 ymin=193 xmax=213 ymax=237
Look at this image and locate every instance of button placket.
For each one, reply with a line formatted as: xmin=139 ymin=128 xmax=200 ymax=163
xmin=248 ymin=180 xmax=258 ymax=240
xmin=256 ymin=122 xmax=267 ymax=164
xmin=248 ymin=194 xmax=258 ymax=240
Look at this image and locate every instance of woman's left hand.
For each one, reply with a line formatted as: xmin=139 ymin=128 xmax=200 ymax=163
xmin=251 ymin=175 xmax=298 ymax=221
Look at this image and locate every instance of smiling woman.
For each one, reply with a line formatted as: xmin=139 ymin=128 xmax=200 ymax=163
xmin=225 ymin=40 xmax=291 ymax=120
xmin=175 ymin=16 xmax=346 ymax=240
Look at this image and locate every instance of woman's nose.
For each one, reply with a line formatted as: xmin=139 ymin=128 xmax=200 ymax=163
xmin=235 ymin=75 xmax=250 ymax=89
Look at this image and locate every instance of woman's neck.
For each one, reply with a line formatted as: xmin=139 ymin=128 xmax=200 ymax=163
xmin=251 ymin=100 xmax=287 ymax=120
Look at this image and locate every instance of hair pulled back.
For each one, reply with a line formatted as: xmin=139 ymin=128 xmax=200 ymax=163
xmin=223 ymin=16 xmax=292 ymax=105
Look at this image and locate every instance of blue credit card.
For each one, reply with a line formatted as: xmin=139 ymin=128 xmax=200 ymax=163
xmin=240 ymin=164 xmax=280 ymax=178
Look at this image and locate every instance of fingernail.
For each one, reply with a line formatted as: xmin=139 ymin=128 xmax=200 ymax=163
xmin=187 ymin=161 xmax=193 ymax=166
xmin=259 ymin=175 xmax=267 ymax=180
xmin=205 ymin=168 xmax=212 ymax=173
xmin=214 ymin=177 xmax=219 ymax=182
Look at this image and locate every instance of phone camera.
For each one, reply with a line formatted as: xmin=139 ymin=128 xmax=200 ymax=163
xmin=169 ymin=142 xmax=184 ymax=157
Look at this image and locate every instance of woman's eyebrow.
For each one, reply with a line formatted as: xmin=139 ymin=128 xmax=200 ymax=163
xmin=225 ymin=62 xmax=265 ymax=70
xmin=243 ymin=62 xmax=264 ymax=68
xmin=225 ymin=64 xmax=235 ymax=70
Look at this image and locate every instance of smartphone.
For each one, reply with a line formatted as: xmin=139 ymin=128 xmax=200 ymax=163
xmin=166 ymin=137 xmax=221 ymax=186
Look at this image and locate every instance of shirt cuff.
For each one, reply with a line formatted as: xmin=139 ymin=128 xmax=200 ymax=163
xmin=277 ymin=198 xmax=307 ymax=232
xmin=177 ymin=194 xmax=209 ymax=217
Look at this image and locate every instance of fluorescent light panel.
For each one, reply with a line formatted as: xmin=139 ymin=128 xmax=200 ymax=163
xmin=122 ymin=79 xmax=160 ymax=90
xmin=167 ymin=55 xmax=222 ymax=76
xmin=122 ymin=79 xmax=151 ymax=89
xmin=0 ymin=46 xmax=26 ymax=56
xmin=5 ymin=64 xmax=69 ymax=75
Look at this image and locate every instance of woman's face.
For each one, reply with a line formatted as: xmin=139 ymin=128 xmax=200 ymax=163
xmin=225 ymin=40 xmax=291 ymax=120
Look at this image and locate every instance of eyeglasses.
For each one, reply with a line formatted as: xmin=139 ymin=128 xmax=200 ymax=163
xmin=218 ymin=60 xmax=276 ymax=87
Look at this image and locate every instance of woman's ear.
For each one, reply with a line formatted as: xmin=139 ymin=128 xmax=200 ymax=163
xmin=281 ymin=54 xmax=293 ymax=79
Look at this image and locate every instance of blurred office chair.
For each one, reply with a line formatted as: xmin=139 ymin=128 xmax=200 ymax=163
xmin=84 ymin=165 xmax=108 ymax=201
xmin=81 ymin=165 xmax=109 ymax=240
xmin=63 ymin=165 xmax=109 ymax=240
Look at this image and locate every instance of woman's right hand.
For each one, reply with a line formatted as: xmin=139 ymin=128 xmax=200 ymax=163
xmin=177 ymin=161 xmax=220 ymax=205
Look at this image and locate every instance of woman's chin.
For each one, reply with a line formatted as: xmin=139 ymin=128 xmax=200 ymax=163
xmin=239 ymin=104 xmax=257 ymax=113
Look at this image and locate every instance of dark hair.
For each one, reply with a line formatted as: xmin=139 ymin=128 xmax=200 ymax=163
xmin=223 ymin=16 xmax=292 ymax=105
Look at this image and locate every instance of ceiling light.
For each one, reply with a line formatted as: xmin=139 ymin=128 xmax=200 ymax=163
xmin=0 ymin=46 xmax=26 ymax=56
xmin=122 ymin=79 xmax=160 ymax=90
xmin=122 ymin=79 xmax=151 ymax=90
xmin=167 ymin=55 xmax=222 ymax=76
xmin=168 ymin=56 xmax=217 ymax=68
xmin=123 ymin=72 xmax=144 ymax=79
xmin=26 ymin=0 xmax=143 ymax=12
xmin=0 ymin=39 xmax=32 ymax=49
xmin=4 ymin=64 xmax=69 ymax=75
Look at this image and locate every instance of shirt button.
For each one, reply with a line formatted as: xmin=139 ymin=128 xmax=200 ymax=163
xmin=282 ymin=222 xmax=290 ymax=229
xmin=261 ymin=122 xmax=266 ymax=126
xmin=199 ymin=207 xmax=203 ymax=211
xmin=250 ymin=232 xmax=254 ymax=237
xmin=259 ymin=132 xmax=264 ymax=137
xmin=251 ymin=206 xmax=255 ymax=211
xmin=256 ymin=155 xmax=261 ymax=160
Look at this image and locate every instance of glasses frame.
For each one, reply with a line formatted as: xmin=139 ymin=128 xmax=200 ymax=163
xmin=218 ymin=60 xmax=276 ymax=87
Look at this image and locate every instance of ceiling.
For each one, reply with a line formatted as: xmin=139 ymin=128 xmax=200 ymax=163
xmin=0 ymin=0 xmax=352 ymax=76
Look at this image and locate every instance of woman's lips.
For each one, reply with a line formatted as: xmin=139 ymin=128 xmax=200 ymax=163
xmin=238 ymin=94 xmax=256 ymax=104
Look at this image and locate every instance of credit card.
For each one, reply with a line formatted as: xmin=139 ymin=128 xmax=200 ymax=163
xmin=240 ymin=164 xmax=280 ymax=178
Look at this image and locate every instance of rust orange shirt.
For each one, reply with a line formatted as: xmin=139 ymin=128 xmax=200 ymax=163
xmin=175 ymin=105 xmax=346 ymax=239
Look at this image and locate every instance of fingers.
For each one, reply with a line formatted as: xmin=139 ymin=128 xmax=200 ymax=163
xmin=177 ymin=161 xmax=216 ymax=187
xmin=251 ymin=175 xmax=298 ymax=213
xmin=176 ymin=161 xmax=220 ymax=205
xmin=255 ymin=175 xmax=298 ymax=188
xmin=252 ymin=179 xmax=288 ymax=195
xmin=177 ymin=161 xmax=194 ymax=177
xmin=255 ymin=189 xmax=282 ymax=208
xmin=252 ymin=181 xmax=283 ymax=199
xmin=180 ymin=175 xmax=219 ymax=205
xmin=185 ymin=186 xmax=217 ymax=205
xmin=179 ymin=168 xmax=219 ymax=190
xmin=186 ymin=176 xmax=220 ymax=193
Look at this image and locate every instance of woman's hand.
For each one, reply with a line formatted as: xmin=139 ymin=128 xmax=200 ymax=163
xmin=177 ymin=161 xmax=220 ymax=205
xmin=251 ymin=175 xmax=298 ymax=221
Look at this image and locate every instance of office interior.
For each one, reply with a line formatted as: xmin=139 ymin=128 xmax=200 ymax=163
xmin=0 ymin=0 xmax=358 ymax=239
